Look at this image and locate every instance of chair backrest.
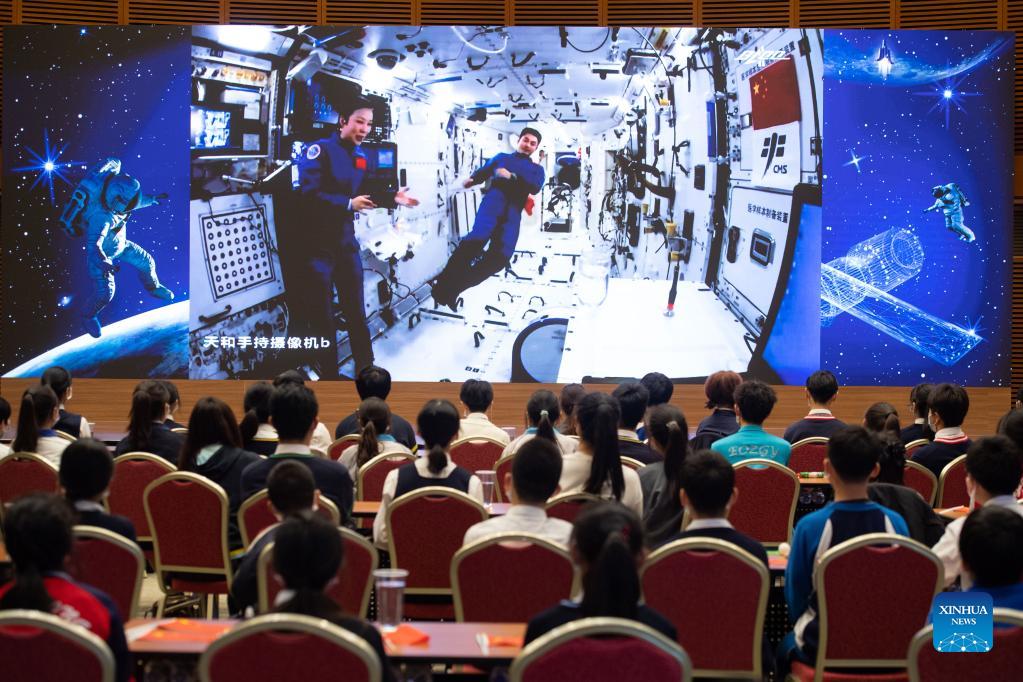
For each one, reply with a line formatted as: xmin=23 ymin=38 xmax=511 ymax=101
xmin=0 ymin=609 xmax=115 ymax=682
xmin=238 ymin=490 xmax=341 ymax=547
xmin=620 ymin=457 xmax=646 ymax=471
xmin=448 ymin=436 xmax=506 ymax=473
xmin=144 ymin=472 xmax=233 ymax=583
xmin=0 ymin=453 xmax=59 ymax=507
xmin=328 ymin=435 xmax=362 ymax=461
xmin=452 ymin=533 xmax=576 ymax=622
xmin=908 ymin=608 xmax=1023 ymax=681
xmin=69 ymin=525 xmax=146 ymax=621
xmin=788 ymin=437 xmax=829 ymax=472
xmin=55 ymin=430 xmax=77 ymax=442
xmin=356 ymin=453 xmax=416 ymax=502
xmin=641 ymin=538 xmax=768 ymax=679
xmin=937 ymin=455 xmax=969 ymax=508
xmin=494 ymin=453 xmax=516 ymax=503
xmin=903 ymin=438 xmax=930 ymax=459
xmin=509 ymin=617 xmax=692 ymax=682
xmin=902 ymin=461 xmax=938 ymax=507
xmin=731 ymin=459 xmax=799 ymax=546
xmin=813 ymin=533 xmax=943 ymax=680
xmin=109 ymin=453 xmax=176 ymax=542
xmin=387 ymin=486 xmax=487 ymax=594
xmin=199 ymin=613 xmax=381 ymax=682
xmin=545 ymin=492 xmax=602 ymax=524
xmin=257 ymin=527 xmax=378 ymax=618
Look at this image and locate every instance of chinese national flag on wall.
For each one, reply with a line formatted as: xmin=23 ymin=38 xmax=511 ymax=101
xmin=749 ymin=56 xmax=801 ymax=130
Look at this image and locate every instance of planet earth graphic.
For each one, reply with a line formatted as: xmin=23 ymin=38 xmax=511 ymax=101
xmin=3 ymin=301 xmax=188 ymax=378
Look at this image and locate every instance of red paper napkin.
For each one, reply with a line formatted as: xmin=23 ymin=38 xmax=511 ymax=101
xmin=383 ymin=624 xmax=430 ymax=646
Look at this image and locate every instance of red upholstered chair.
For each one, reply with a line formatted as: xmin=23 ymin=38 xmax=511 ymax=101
xmin=902 ymin=461 xmax=938 ymax=507
xmin=620 ymin=457 xmax=646 ymax=471
xmin=386 ymin=487 xmax=487 ymax=619
xmin=144 ymin=472 xmax=233 ymax=617
xmin=641 ymin=538 xmax=769 ymax=679
xmin=0 ymin=453 xmax=59 ymax=508
xmin=788 ymin=533 xmax=942 ymax=682
xmin=509 ymin=617 xmax=692 ymax=682
xmin=69 ymin=526 xmax=146 ymax=620
xmin=328 ymin=435 xmax=361 ymax=461
xmin=237 ymin=489 xmax=341 ymax=548
xmin=936 ymin=455 xmax=969 ymax=508
xmin=256 ymin=527 xmax=378 ymax=617
xmin=357 ymin=453 xmax=417 ymax=502
xmin=903 ymin=439 xmax=929 ymax=460
xmin=0 ymin=609 xmax=116 ymax=682
xmin=109 ymin=452 xmax=176 ymax=547
xmin=908 ymin=608 xmax=1023 ymax=681
xmin=545 ymin=492 xmax=602 ymax=524
xmin=789 ymin=437 xmax=830 ymax=473
xmin=449 ymin=436 xmax=505 ymax=473
xmin=451 ymin=533 xmax=576 ymax=622
xmin=494 ymin=453 xmax=515 ymax=502
xmin=731 ymin=459 xmax=799 ymax=546
xmin=198 ymin=613 xmax=382 ymax=682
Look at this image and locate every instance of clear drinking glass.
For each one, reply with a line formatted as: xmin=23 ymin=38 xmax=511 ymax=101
xmin=373 ymin=568 xmax=409 ymax=632
xmin=476 ymin=470 xmax=497 ymax=509
xmin=575 ymin=246 xmax=611 ymax=307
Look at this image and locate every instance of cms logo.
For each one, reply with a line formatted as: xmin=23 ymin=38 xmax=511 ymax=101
xmin=761 ymin=133 xmax=787 ymax=174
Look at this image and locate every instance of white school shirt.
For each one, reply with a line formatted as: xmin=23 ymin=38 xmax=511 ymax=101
xmin=338 ymin=435 xmax=414 ymax=482
xmin=254 ymin=423 xmax=332 ymax=457
xmin=463 ymin=505 xmax=572 ymax=547
xmin=932 ymin=495 xmax=1023 ymax=589
xmin=501 ymin=430 xmax=578 ymax=457
xmin=557 ymin=452 xmax=644 ymax=517
xmin=458 ymin=413 xmax=512 ymax=445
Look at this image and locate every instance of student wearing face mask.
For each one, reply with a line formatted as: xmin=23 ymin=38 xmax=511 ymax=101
xmin=909 ymin=383 xmax=971 ymax=480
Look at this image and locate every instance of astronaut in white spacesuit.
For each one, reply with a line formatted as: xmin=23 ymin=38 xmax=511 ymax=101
xmin=924 ymin=182 xmax=975 ymax=243
xmin=59 ymin=158 xmax=174 ymax=338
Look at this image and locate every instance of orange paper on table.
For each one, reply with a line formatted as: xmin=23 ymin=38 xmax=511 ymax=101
xmin=138 ymin=619 xmax=232 ymax=643
xmin=383 ymin=624 xmax=430 ymax=646
xmin=486 ymin=634 xmax=524 ymax=648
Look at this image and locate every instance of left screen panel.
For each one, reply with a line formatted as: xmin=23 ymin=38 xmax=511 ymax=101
xmin=2 ymin=26 xmax=191 ymax=378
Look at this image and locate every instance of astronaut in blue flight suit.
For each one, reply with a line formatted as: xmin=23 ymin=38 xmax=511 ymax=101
xmin=431 ymin=127 xmax=545 ymax=310
xmin=294 ymin=96 xmax=418 ymax=376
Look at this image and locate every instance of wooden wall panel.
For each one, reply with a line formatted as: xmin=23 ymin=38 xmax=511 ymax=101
xmin=226 ymin=0 xmax=318 ymax=24
xmin=701 ymin=0 xmax=791 ymax=27
xmin=1009 ymin=0 xmax=1022 ymax=155
xmin=898 ymin=0 xmax=999 ymax=29
xmin=128 ymin=0 xmax=221 ymax=24
xmin=606 ymin=1 xmax=694 ymax=27
xmin=18 ymin=0 xmax=119 ymax=23
xmin=324 ymin=0 xmax=412 ymax=25
xmin=420 ymin=0 xmax=505 ymax=25
xmin=512 ymin=0 xmax=599 ymax=26
xmin=797 ymin=0 xmax=891 ymax=27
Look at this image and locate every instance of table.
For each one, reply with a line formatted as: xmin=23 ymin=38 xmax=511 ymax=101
xmin=937 ymin=506 xmax=968 ymax=520
xmin=352 ymin=501 xmax=510 ymax=518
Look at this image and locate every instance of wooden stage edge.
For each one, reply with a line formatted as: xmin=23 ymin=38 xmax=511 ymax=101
xmin=0 ymin=378 xmax=1010 ymax=438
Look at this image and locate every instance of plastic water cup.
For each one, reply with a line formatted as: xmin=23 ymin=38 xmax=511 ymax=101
xmin=476 ymin=470 xmax=497 ymax=509
xmin=373 ymin=568 xmax=409 ymax=631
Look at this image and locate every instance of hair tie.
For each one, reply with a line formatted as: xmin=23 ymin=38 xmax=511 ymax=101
xmin=619 ymin=525 xmax=631 ymax=541
xmin=540 ymin=410 xmax=549 ymax=419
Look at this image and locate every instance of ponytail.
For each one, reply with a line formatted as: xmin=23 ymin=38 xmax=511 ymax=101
xmin=426 ymin=444 xmax=447 ymax=475
xmin=648 ymin=404 xmax=689 ymax=499
xmin=355 ymin=397 xmax=390 ymax=468
xmin=0 ymin=494 xmax=74 ymax=612
xmin=417 ymin=399 xmax=460 ymax=475
xmin=527 ymin=390 xmax=560 ymax=445
xmin=12 ymin=385 xmax=59 ymax=454
xmin=573 ymin=504 xmax=644 ymax=620
xmin=577 ymin=393 xmax=624 ymax=500
xmin=240 ymin=381 xmax=273 ymax=444
xmin=883 ymin=411 xmax=901 ymax=439
xmin=127 ymin=380 xmax=170 ymax=449
xmin=357 ymin=420 xmax=380 ymax=468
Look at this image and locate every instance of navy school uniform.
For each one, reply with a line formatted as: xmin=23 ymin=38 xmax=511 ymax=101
xmin=55 ymin=409 xmax=87 ymax=438
xmin=783 ymin=412 xmax=846 ymax=443
xmin=113 ymin=423 xmax=184 ymax=464
xmin=910 ymin=434 xmax=970 ymax=480
xmin=240 ymin=451 xmax=354 ymax=525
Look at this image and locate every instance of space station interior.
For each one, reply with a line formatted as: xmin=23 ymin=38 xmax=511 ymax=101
xmin=188 ymin=25 xmax=823 ymax=382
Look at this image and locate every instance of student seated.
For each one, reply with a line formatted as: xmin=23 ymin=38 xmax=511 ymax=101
xmin=239 ymin=381 xmax=277 ymax=456
xmin=240 ymin=385 xmax=354 ymax=525
xmin=0 ymin=396 xmax=10 ymax=459
xmin=866 ymin=436 xmax=944 ymax=546
xmin=558 ymin=392 xmax=644 ymax=517
xmin=910 ymin=383 xmax=971 ymax=479
xmin=59 ymin=438 xmax=136 ymax=542
xmin=931 ymin=436 xmax=1023 ymax=589
xmin=638 ymin=404 xmax=689 ymax=546
xmin=271 ymin=514 xmax=397 ymax=682
xmin=0 ymin=494 xmax=131 ymax=682
xmin=113 ymin=380 xmax=184 ymax=463
xmin=611 ymin=381 xmax=659 ymax=464
xmin=524 ymin=503 xmax=676 ymax=644
xmin=900 ymin=383 xmax=935 ymax=444
xmin=12 ymin=384 xmax=70 ymax=467
xmin=456 ymin=379 xmax=511 ymax=444
xmin=463 ymin=438 xmax=571 ymax=547
xmin=503 ymin=389 xmax=578 ymax=456
xmin=271 ymin=371 xmax=337 ymax=456
xmin=996 ymin=407 xmax=1023 ymax=452
xmin=636 ymin=372 xmax=673 ymax=441
xmin=339 ymin=398 xmax=414 ymax=482
xmin=557 ymin=383 xmax=586 ymax=438
xmin=690 ymin=370 xmax=742 ymax=450
xmin=41 ymin=366 xmax=92 ymax=439
xmin=862 ymin=402 xmax=901 ymax=441
xmin=179 ymin=397 xmax=262 ymax=550
xmin=711 ymin=381 xmax=791 ymax=467
xmin=783 ymin=370 xmax=846 ymax=443
xmin=159 ymin=379 xmax=186 ymax=430
xmin=372 ymin=399 xmax=484 ymax=549
xmin=334 ymin=365 xmax=417 ymax=452
xmin=231 ymin=460 xmax=319 ymax=615
xmin=781 ymin=426 xmax=909 ymax=668
xmin=958 ymin=505 xmax=1023 ymax=612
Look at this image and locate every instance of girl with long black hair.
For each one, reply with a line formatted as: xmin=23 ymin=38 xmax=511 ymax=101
xmin=11 ymin=384 xmax=68 ymax=467
xmin=339 ymin=397 xmax=413 ymax=482
xmin=502 ymin=389 xmax=577 ymax=456
xmin=639 ymin=404 xmax=690 ymax=546
xmin=113 ymin=380 xmax=183 ymax=462
xmin=41 ymin=365 xmax=92 ymax=438
xmin=239 ymin=381 xmax=276 ymax=456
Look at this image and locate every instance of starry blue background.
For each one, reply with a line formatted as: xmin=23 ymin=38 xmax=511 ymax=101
xmin=2 ymin=26 xmax=190 ymax=373
xmin=822 ymin=30 xmax=1014 ymax=386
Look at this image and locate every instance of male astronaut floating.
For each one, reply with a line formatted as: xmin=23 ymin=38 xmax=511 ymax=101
xmin=923 ymin=182 xmax=975 ymax=243
xmin=59 ymin=158 xmax=174 ymax=338
xmin=431 ymin=127 xmax=545 ymax=310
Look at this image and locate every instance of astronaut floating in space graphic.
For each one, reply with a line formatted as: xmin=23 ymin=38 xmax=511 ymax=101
xmin=59 ymin=158 xmax=174 ymax=338
xmin=923 ymin=182 xmax=975 ymax=243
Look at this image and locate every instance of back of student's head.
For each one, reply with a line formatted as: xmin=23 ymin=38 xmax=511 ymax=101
xmin=647 ymin=404 xmax=689 ymax=496
xmin=355 ymin=365 xmax=391 ymax=400
xmin=959 ymin=505 xmax=1023 ymax=588
xmin=0 ymin=396 xmax=10 ymax=425
xmin=572 ymin=502 xmax=644 ymax=619
xmin=996 ymin=408 xmax=1023 ymax=453
xmin=575 ymin=392 xmax=625 ymax=500
xmin=806 ymin=370 xmax=839 ymax=404
xmin=268 ymin=460 xmax=316 ymax=517
xmin=272 ymin=514 xmax=344 ymax=619
xmin=928 ymin=383 xmax=969 ymax=428
xmin=159 ymin=380 xmax=181 ymax=411
xmin=612 ymin=381 xmax=649 ymax=430
xmin=459 ymin=379 xmax=494 ymax=413
xmin=558 ymin=383 xmax=586 ymax=435
xmin=59 ymin=438 xmax=114 ymax=502
xmin=418 ymin=399 xmax=460 ymax=474
xmin=704 ymin=370 xmax=742 ymax=409
xmin=826 ymin=426 xmax=881 ymax=484
xmin=12 ymin=384 xmax=60 ymax=454
xmin=733 ymin=380 xmax=776 ymax=425
xmin=640 ymin=372 xmax=673 ymax=407
xmin=40 ymin=366 xmax=72 ymax=401
xmin=180 ymin=397 xmax=242 ymax=470
xmin=864 ymin=402 xmax=901 ymax=439
xmin=526 ymin=389 xmax=560 ymax=444
xmin=511 ymin=438 xmax=562 ymax=504
xmin=272 ymin=369 xmax=307 ymax=388
xmin=0 ymin=494 xmax=75 ymax=611
xmin=965 ymin=436 xmax=1023 ymax=497
xmin=355 ymin=397 xmax=391 ymax=468
xmin=271 ymin=384 xmax=318 ymax=442
xmin=240 ymin=381 xmax=274 ymax=443
xmin=680 ymin=450 xmax=734 ymax=517
xmin=909 ymin=383 xmax=933 ymax=419
xmin=126 ymin=380 xmax=170 ymax=448
xmin=875 ymin=436 xmax=906 ymax=485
